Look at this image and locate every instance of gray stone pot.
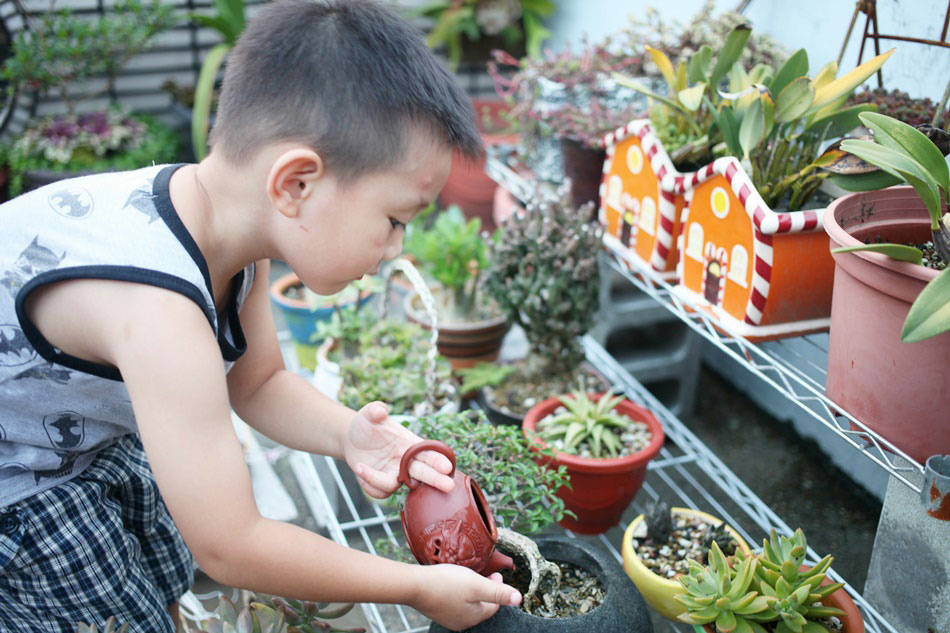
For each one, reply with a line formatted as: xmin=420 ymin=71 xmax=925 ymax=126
xmin=428 ymin=535 xmax=653 ymax=633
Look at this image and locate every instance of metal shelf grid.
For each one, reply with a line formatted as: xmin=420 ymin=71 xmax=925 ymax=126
xmin=277 ymin=333 xmax=899 ymax=633
xmin=485 ymin=153 xmax=926 ymax=494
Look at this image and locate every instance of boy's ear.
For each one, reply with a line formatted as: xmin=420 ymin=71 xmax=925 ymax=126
xmin=266 ymin=148 xmax=325 ymax=218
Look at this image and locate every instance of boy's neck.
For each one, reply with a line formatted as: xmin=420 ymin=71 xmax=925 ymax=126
xmin=169 ymin=155 xmax=272 ymax=304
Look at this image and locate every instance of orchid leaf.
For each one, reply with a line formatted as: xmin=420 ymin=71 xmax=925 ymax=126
xmin=859 ymin=111 xmax=950 ymax=196
xmin=831 ymin=244 xmax=923 ymax=265
xmin=809 ymin=48 xmax=894 ymax=113
xmin=739 ymin=96 xmax=766 ymax=159
xmin=688 ymin=45 xmax=713 ymax=84
xmin=675 ymin=60 xmax=689 ymax=93
xmin=812 ymin=60 xmax=838 ymax=90
xmin=828 ymin=170 xmax=903 ymax=191
xmin=839 ymin=138 xmax=942 ymax=218
xmin=647 ymin=46 xmax=676 ymax=90
xmin=775 ymin=77 xmax=815 ymax=123
xmin=769 ymin=48 xmax=809 ymax=98
xmin=748 ymin=63 xmax=773 ymax=86
xmin=613 ymin=73 xmax=690 ymax=115
xmin=805 ymin=103 xmax=876 ymax=138
xmin=902 ymin=267 xmax=950 ymax=342
xmin=679 ymin=83 xmax=707 ymax=111
xmin=718 ymin=105 xmax=742 ymax=157
xmin=709 ymin=24 xmax=752 ymax=89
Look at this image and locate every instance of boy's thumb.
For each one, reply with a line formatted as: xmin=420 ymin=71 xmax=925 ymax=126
xmin=359 ymin=401 xmax=389 ymax=423
xmin=482 ymin=574 xmax=521 ymax=607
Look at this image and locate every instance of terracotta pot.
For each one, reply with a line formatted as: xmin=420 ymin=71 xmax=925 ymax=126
xmin=522 ymin=394 xmax=665 ymax=535
xmin=403 ymin=291 xmax=510 ymax=370
xmin=440 ymin=99 xmax=517 ymax=233
xmin=398 ymin=440 xmax=514 ymax=576
xmin=699 ymin=566 xmax=864 ymax=633
xmin=428 ymin=535 xmax=653 ymax=633
xmin=621 ymin=508 xmax=752 ymax=621
xmin=560 ymin=137 xmax=606 ymax=219
xmin=823 ymin=187 xmax=950 ymax=465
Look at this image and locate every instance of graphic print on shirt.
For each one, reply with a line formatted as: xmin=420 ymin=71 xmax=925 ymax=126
xmin=48 ymin=186 xmax=94 ymax=219
xmin=43 ymin=411 xmax=85 ymax=450
xmin=0 ymin=324 xmax=37 ymax=367
xmin=1 ymin=236 xmax=67 ymax=298
xmin=32 ymin=450 xmax=79 ymax=483
xmin=124 ymin=183 xmax=160 ymax=223
xmin=14 ymin=362 xmax=73 ymax=384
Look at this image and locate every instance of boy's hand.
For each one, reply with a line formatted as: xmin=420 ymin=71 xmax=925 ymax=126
xmin=342 ymin=402 xmax=454 ymax=498
xmin=411 ymin=565 xmax=521 ymax=631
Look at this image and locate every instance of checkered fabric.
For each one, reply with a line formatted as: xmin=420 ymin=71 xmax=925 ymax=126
xmin=0 ymin=434 xmax=194 ymax=632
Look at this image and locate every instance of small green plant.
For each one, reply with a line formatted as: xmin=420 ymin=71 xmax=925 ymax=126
xmin=314 ymin=302 xmax=376 ymax=359
xmin=484 ymin=183 xmax=603 ymax=375
xmin=677 ymin=529 xmax=848 ymax=633
xmin=188 ymin=0 xmax=249 ymax=160
xmin=2 ymin=0 xmax=177 ymax=115
xmin=182 ymin=592 xmax=364 ymax=633
xmin=533 ymin=391 xmax=641 ymax=459
xmin=848 ymin=86 xmax=950 ymax=129
xmin=404 ymin=409 xmax=571 ymax=534
xmin=831 ymin=111 xmax=950 ymax=342
xmin=403 ymin=205 xmax=496 ymax=322
xmin=455 ymin=361 xmax=515 ymax=394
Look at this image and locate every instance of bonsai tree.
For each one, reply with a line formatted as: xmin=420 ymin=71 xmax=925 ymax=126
xmin=481 ymin=182 xmax=605 ymax=415
xmin=828 ymin=111 xmax=950 ymax=342
xmin=402 ymin=205 xmax=497 ymax=323
xmin=0 ymin=0 xmax=180 ymax=194
xmin=676 ymin=528 xmax=848 ymax=633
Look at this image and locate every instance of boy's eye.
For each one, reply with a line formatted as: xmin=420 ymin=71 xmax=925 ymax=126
xmin=390 ymin=217 xmax=405 ymax=230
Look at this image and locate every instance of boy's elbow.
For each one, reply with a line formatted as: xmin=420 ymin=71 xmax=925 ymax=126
xmin=187 ymin=524 xmax=257 ymax=587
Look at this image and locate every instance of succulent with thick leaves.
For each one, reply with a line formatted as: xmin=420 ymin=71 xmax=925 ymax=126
xmin=675 ymin=541 xmax=772 ymax=633
xmin=185 ymin=593 xmax=364 ymax=633
xmin=536 ymin=391 xmax=636 ymax=458
xmin=76 ymin=618 xmax=129 ymax=633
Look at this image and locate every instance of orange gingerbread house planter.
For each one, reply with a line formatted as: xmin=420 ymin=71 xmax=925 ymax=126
xmin=673 ymin=156 xmax=835 ymax=341
xmin=598 ymin=119 xmax=686 ymax=280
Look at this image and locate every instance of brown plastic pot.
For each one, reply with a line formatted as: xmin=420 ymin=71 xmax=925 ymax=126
xmin=404 ymin=291 xmax=510 ymax=370
xmin=823 ymin=187 xmax=950 ymax=464
xmin=522 ymin=394 xmax=665 ymax=535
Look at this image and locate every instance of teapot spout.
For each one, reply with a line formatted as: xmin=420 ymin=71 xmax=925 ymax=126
xmin=484 ymin=549 xmax=515 ymax=576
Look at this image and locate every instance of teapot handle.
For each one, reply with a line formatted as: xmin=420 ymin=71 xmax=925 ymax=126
xmin=397 ymin=440 xmax=457 ymax=490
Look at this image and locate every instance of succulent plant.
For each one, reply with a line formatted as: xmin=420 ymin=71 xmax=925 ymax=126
xmin=76 ymin=618 xmax=129 ymax=633
xmin=675 ymin=541 xmax=772 ymax=633
xmin=704 ymin=522 xmax=739 ymax=560
xmin=534 ymin=391 xmax=646 ymax=459
xmin=644 ymin=500 xmax=674 ymax=544
xmin=184 ymin=593 xmax=365 ymax=633
xmin=483 ymin=182 xmax=604 ymax=374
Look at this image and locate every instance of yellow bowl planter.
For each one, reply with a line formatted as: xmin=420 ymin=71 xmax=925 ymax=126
xmin=621 ymin=507 xmax=751 ymax=620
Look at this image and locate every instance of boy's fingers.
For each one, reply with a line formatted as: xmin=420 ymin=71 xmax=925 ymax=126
xmin=416 ymin=448 xmax=453 ymax=475
xmin=355 ymin=463 xmax=397 ymax=497
xmin=477 ymin=578 xmax=521 ymax=607
xmin=407 ymin=459 xmax=454 ymax=493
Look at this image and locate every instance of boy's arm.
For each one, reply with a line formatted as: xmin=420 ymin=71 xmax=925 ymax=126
xmin=26 ymin=278 xmax=518 ymax=630
xmin=225 ymin=260 xmax=453 ymax=497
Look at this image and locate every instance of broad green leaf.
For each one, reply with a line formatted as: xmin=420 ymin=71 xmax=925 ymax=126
xmin=769 ymin=48 xmax=809 ymax=98
xmin=739 ymin=97 xmax=767 ymax=159
xmin=718 ymin=106 xmax=742 ymax=157
xmin=678 ymin=83 xmax=706 ymax=111
xmin=859 ymin=111 xmax=950 ymax=195
xmin=647 ymin=46 xmax=676 ymax=90
xmin=688 ymin=45 xmax=713 ymax=84
xmin=810 ymin=48 xmax=894 ymax=112
xmin=729 ymin=63 xmax=751 ymax=93
xmin=613 ymin=73 xmax=691 ymax=115
xmin=775 ymin=76 xmax=815 ymax=123
xmin=840 ymin=138 xmax=942 ymax=219
xmin=748 ymin=63 xmax=774 ymax=86
xmin=523 ymin=11 xmax=551 ymax=58
xmin=827 ymin=170 xmax=903 ymax=191
xmin=710 ymin=24 xmax=752 ymax=89
xmin=902 ymin=267 xmax=950 ymax=341
xmin=831 ymin=244 xmax=923 ymax=265
xmin=192 ymin=43 xmax=230 ymax=161
xmin=805 ymin=104 xmax=876 ymax=138
xmin=812 ymin=60 xmax=838 ymax=90
xmin=675 ymin=60 xmax=689 ymax=93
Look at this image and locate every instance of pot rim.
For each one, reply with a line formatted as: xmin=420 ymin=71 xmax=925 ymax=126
xmin=823 ymin=186 xmax=940 ymax=283
xmin=621 ymin=508 xmax=752 ymax=591
xmin=522 ymin=394 xmax=665 ymax=473
xmin=270 ymin=272 xmax=374 ymax=310
xmin=404 ymin=289 xmax=508 ymax=332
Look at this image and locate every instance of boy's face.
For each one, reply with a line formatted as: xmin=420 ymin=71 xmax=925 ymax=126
xmin=287 ymin=130 xmax=453 ymax=295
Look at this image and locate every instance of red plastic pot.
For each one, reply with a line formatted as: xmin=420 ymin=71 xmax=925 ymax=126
xmin=823 ymin=187 xmax=950 ymax=464
xmin=522 ymin=394 xmax=665 ymax=534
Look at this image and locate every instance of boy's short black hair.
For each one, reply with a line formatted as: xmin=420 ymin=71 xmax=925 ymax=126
xmin=209 ymin=0 xmax=482 ymax=179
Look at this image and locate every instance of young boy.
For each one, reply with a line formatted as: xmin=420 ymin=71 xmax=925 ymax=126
xmin=0 ymin=1 xmax=522 ymax=630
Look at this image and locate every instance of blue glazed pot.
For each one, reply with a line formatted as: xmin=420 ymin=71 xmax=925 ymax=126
xmin=269 ymin=272 xmax=374 ymax=347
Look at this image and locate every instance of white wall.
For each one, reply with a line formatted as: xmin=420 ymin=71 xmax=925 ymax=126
xmin=543 ymin=0 xmax=950 ymax=103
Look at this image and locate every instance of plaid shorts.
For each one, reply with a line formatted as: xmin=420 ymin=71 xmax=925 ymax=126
xmin=0 ymin=434 xmax=194 ymax=633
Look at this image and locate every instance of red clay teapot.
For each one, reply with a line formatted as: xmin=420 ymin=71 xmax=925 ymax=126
xmin=398 ymin=440 xmax=514 ymax=576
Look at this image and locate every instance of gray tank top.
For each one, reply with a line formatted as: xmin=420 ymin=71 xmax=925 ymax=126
xmin=0 ymin=164 xmax=255 ymax=507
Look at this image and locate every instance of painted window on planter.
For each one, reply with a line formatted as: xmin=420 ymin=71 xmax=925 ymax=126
xmin=686 ymin=222 xmax=704 ymax=261
xmin=728 ymin=244 xmax=749 ymax=288
xmin=605 ymin=174 xmax=623 ymax=210
xmin=626 ymin=144 xmax=644 ymax=175
xmin=638 ymin=196 xmax=656 ymax=236
xmin=710 ymin=186 xmax=730 ymax=219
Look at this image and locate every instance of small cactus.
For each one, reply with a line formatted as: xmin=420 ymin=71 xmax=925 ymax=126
xmin=644 ymin=500 xmax=674 ymax=544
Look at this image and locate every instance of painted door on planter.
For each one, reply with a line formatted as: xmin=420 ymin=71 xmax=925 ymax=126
xmin=675 ymin=157 xmax=835 ymax=341
xmin=599 ymin=120 xmax=683 ymax=277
